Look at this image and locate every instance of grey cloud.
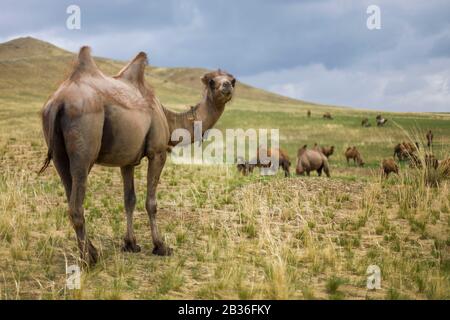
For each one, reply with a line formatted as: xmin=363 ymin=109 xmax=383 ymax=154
xmin=0 ymin=0 xmax=449 ymax=111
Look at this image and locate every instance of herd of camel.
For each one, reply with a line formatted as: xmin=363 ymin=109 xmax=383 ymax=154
xmin=39 ymin=46 xmax=448 ymax=266
xmin=237 ymin=113 xmax=450 ymax=179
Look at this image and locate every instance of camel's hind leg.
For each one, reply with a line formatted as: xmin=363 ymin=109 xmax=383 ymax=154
xmin=146 ymin=151 xmax=172 ymax=256
xmin=121 ymin=165 xmax=140 ymax=253
xmin=52 ymin=132 xmax=72 ymax=202
xmin=68 ymin=156 xmax=99 ymax=266
xmin=63 ymin=113 xmax=103 ymax=266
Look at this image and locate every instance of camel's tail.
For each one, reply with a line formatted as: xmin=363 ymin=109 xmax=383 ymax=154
xmin=39 ymin=101 xmax=64 ymax=175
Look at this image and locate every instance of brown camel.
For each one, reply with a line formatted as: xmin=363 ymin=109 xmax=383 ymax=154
xmin=40 ymin=47 xmax=235 ymax=265
xmin=250 ymin=147 xmax=291 ymax=177
xmin=307 ymin=110 xmax=311 ymax=118
xmin=236 ymin=159 xmax=254 ymax=176
xmin=393 ymin=141 xmax=418 ymax=161
xmin=323 ymin=112 xmax=333 ymax=120
xmin=296 ymin=145 xmax=330 ymax=177
xmin=426 ymin=130 xmax=433 ymax=148
xmin=345 ymin=146 xmax=365 ymax=166
xmin=361 ymin=118 xmax=371 ymax=127
xmin=321 ymin=145 xmax=335 ymax=158
xmin=381 ymin=158 xmax=399 ymax=177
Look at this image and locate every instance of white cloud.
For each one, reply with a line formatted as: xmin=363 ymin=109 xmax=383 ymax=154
xmin=241 ymin=58 xmax=450 ymax=112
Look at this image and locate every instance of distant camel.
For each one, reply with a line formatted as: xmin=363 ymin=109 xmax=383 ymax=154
xmin=236 ymin=158 xmax=254 ymax=176
xmin=249 ymin=147 xmax=291 ymax=177
xmin=393 ymin=141 xmax=418 ymax=161
xmin=376 ymin=115 xmax=388 ymax=127
xmin=321 ymin=146 xmax=335 ymax=158
xmin=307 ymin=110 xmax=311 ymax=118
xmin=426 ymin=130 xmax=433 ymax=148
xmin=361 ymin=118 xmax=371 ymax=127
xmin=296 ymin=145 xmax=330 ymax=177
xmin=382 ymin=158 xmax=399 ymax=177
xmin=40 ymin=47 xmax=235 ymax=265
xmin=345 ymin=146 xmax=365 ymax=166
xmin=323 ymin=112 xmax=333 ymax=120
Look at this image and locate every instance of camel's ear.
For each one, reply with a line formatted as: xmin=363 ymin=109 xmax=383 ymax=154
xmin=201 ymin=74 xmax=216 ymax=90
xmin=201 ymin=74 xmax=209 ymax=86
xmin=71 ymin=46 xmax=101 ymax=78
xmin=115 ymin=52 xmax=148 ymax=85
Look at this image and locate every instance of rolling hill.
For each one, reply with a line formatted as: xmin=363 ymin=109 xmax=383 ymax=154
xmin=0 ymin=37 xmax=304 ymax=107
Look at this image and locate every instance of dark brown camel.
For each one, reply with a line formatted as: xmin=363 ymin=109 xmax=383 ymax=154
xmin=40 ymin=47 xmax=235 ymax=265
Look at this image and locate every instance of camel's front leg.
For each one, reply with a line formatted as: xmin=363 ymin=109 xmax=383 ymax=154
xmin=120 ymin=165 xmax=141 ymax=252
xmin=146 ymin=151 xmax=172 ymax=256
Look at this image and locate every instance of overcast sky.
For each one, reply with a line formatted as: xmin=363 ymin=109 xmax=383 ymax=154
xmin=1 ymin=0 xmax=449 ymax=112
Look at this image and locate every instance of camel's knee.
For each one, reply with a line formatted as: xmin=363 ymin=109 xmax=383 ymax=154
xmin=146 ymin=199 xmax=157 ymax=216
xmin=125 ymin=192 xmax=136 ymax=210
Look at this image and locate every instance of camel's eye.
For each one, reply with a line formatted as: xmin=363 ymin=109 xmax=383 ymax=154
xmin=231 ymin=78 xmax=236 ymax=87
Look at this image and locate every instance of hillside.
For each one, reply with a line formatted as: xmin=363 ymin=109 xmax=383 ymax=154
xmin=0 ymin=37 xmax=301 ymax=108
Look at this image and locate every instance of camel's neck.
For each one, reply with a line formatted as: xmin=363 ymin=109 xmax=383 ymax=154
xmin=163 ymin=92 xmax=226 ymax=146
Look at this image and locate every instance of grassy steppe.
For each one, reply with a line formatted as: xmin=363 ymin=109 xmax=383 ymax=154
xmin=0 ymin=37 xmax=449 ymax=299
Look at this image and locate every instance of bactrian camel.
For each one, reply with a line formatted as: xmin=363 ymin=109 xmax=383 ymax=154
xmin=40 ymin=47 xmax=236 ymax=265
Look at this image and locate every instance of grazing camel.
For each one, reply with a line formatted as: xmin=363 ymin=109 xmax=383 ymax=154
xmin=323 ymin=112 xmax=333 ymax=120
xmin=320 ymin=146 xmax=335 ymax=158
xmin=296 ymin=145 xmax=330 ymax=177
xmin=40 ymin=47 xmax=236 ymax=265
xmin=307 ymin=110 xmax=311 ymax=118
xmin=376 ymin=115 xmax=388 ymax=127
xmin=250 ymin=147 xmax=291 ymax=177
xmin=381 ymin=158 xmax=399 ymax=177
xmin=236 ymin=159 xmax=254 ymax=176
xmin=361 ymin=118 xmax=371 ymax=127
xmin=393 ymin=142 xmax=418 ymax=162
xmin=426 ymin=130 xmax=433 ymax=148
xmin=345 ymin=147 xmax=365 ymax=166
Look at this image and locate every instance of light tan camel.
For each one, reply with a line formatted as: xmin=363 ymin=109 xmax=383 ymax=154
xmin=40 ymin=47 xmax=235 ymax=265
xmin=296 ymin=145 xmax=330 ymax=177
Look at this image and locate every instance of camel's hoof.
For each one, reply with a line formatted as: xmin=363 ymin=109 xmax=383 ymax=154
xmin=122 ymin=239 xmax=141 ymax=253
xmin=81 ymin=241 xmax=99 ymax=267
xmin=152 ymin=243 xmax=173 ymax=256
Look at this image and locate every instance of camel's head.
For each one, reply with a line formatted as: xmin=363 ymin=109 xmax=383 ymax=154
xmin=201 ymin=69 xmax=236 ymax=104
